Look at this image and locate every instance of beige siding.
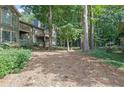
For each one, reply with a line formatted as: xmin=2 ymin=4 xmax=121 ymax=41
xmin=0 ymin=6 xmax=20 ymax=43
xmin=0 ymin=7 xmax=1 ymax=43
xmin=0 ymin=7 xmax=1 ymax=24
xmin=0 ymin=30 xmax=1 ymax=43
xmin=0 ymin=6 xmax=45 ymax=46
xmin=19 ymin=22 xmax=32 ymax=32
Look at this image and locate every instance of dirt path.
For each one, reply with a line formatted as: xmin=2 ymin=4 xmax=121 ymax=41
xmin=0 ymin=50 xmax=124 ymax=87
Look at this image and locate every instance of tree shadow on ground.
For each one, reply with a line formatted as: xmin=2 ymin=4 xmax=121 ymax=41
xmin=22 ymin=51 xmax=124 ymax=86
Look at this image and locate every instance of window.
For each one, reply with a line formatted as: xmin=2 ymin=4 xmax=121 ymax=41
xmin=2 ymin=31 xmax=10 ymax=42
xmin=12 ymin=32 xmax=16 ymax=42
xmin=2 ymin=8 xmax=12 ymax=25
xmin=13 ymin=15 xmax=18 ymax=26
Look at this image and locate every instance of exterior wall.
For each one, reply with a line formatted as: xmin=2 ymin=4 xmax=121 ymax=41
xmin=32 ymin=28 xmax=36 ymax=43
xmin=52 ymin=30 xmax=56 ymax=46
xmin=0 ymin=31 xmax=1 ymax=43
xmin=19 ymin=22 xmax=31 ymax=33
xmin=19 ymin=22 xmax=32 ymax=47
xmin=34 ymin=28 xmax=44 ymax=37
xmin=0 ymin=6 xmax=19 ymax=44
xmin=12 ymin=10 xmax=19 ymax=43
xmin=0 ymin=6 xmax=47 ymax=47
xmin=0 ymin=6 xmax=1 ymax=23
xmin=32 ymin=27 xmax=44 ymax=44
xmin=19 ymin=22 xmax=34 ymax=40
xmin=0 ymin=7 xmax=2 ymax=43
xmin=29 ymin=27 xmax=33 ymax=46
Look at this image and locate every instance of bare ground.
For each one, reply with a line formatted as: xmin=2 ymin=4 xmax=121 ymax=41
xmin=0 ymin=50 xmax=124 ymax=87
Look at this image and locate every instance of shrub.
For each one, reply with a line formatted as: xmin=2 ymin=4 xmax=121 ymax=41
xmin=0 ymin=43 xmax=11 ymax=49
xmin=11 ymin=43 xmax=20 ymax=48
xmin=20 ymin=39 xmax=32 ymax=49
xmin=0 ymin=48 xmax=31 ymax=78
xmin=0 ymin=47 xmax=3 ymax=51
xmin=33 ymin=42 xmax=40 ymax=47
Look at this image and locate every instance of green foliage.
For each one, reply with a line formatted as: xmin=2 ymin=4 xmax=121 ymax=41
xmin=20 ymin=39 xmax=32 ymax=49
xmin=33 ymin=42 xmax=40 ymax=47
xmin=59 ymin=23 xmax=81 ymax=41
xmin=22 ymin=5 xmax=50 ymax=25
xmin=93 ymin=6 xmax=124 ymax=46
xmin=0 ymin=43 xmax=20 ymax=49
xmin=0 ymin=47 xmax=3 ymax=51
xmin=0 ymin=43 xmax=11 ymax=49
xmin=22 ymin=5 xmax=82 ymax=26
xmin=53 ymin=6 xmax=82 ymax=27
xmin=21 ymin=5 xmax=124 ymax=48
xmin=0 ymin=48 xmax=31 ymax=78
xmin=88 ymin=49 xmax=124 ymax=68
xmin=22 ymin=5 xmax=83 ymax=48
xmin=20 ymin=12 xmax=35 ymax=24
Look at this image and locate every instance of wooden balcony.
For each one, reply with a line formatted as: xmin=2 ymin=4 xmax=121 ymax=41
xmin=34 ymin=28 xmax=44 ymax=37
xmin=19 ymin=21 xmax=32 ymax=32
xmin=34 ymin=28 xmax=49 ymax=38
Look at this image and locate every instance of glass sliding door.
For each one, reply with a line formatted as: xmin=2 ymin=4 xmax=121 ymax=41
xmin=2 ymin=31 xmax=10 ymax=42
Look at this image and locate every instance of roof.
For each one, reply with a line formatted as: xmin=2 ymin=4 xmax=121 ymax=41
xmin=1 ymin=5 xmax=44 ymax=31
xmin=11 ymin=6 xmax=21 ymax=17
xmin=1 ymin=5 xmax=21 ymax=17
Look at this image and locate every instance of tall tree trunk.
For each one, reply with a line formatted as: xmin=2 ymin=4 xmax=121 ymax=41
xmin=83 ymin=5 xmax=89 ymax=52
xmin=48 ymin=5 xmax=52 ymax=49
xmin=90 ymin=5 xmax=94 ymax=49
xmin=67 ymin=38 xmax=70 ymax=51
xmin=80 ymin=35 xmax=84 ymax=50
xmin=70 ymin=40 xmax=73 ymax=50
xmin=80 ymin=7 xmax=83 ymax=50
xmin=89 ymin=5 xmax=94 ymax=49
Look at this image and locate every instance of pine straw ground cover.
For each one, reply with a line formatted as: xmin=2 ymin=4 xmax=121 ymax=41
xmin=0 ymin=50 xmax=124 ymax=86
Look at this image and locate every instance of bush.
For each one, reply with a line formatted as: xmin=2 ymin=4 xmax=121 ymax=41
xmin=0 ymin=47 xmax=3 ymax=51
xmin=0 ymin=48 xmax=31 ymax=78
xmin=33 ymin=42 xmax=40 ymax=47
xmin=10 ymin=43 xmax=20 ymax=48
xmin=20 ymin=39 xmax=32 ymax=49
xmin=0 ymin=43 xmax=11 ymax=49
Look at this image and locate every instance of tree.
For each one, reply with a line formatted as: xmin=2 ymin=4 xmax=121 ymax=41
xmin=93 ymin=6 xmax=124 ymax=47
xmin=89 ymin=5 xmax=95 ymax=49
xmin=48 ymin=6 xmax=53 ymax=48
xmin=22 ymin=5 xmax=53 ymax=48
xmin=83 ymin=5 xmax=89 ymax=52
xmin=53 ymin=6 xmax=82 ymax=48
xmin=20 ymin=12 xmax=35 ymax=24
xmin=59 ymin=23 xmax=81 ymax=51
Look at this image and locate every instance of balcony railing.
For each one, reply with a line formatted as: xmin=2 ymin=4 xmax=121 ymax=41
xmin=19 ymin=22 xmax=31 ymax=32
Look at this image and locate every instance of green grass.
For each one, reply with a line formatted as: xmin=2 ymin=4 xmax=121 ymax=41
xmin=88 ymin=49 xmax=124 ymax=68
